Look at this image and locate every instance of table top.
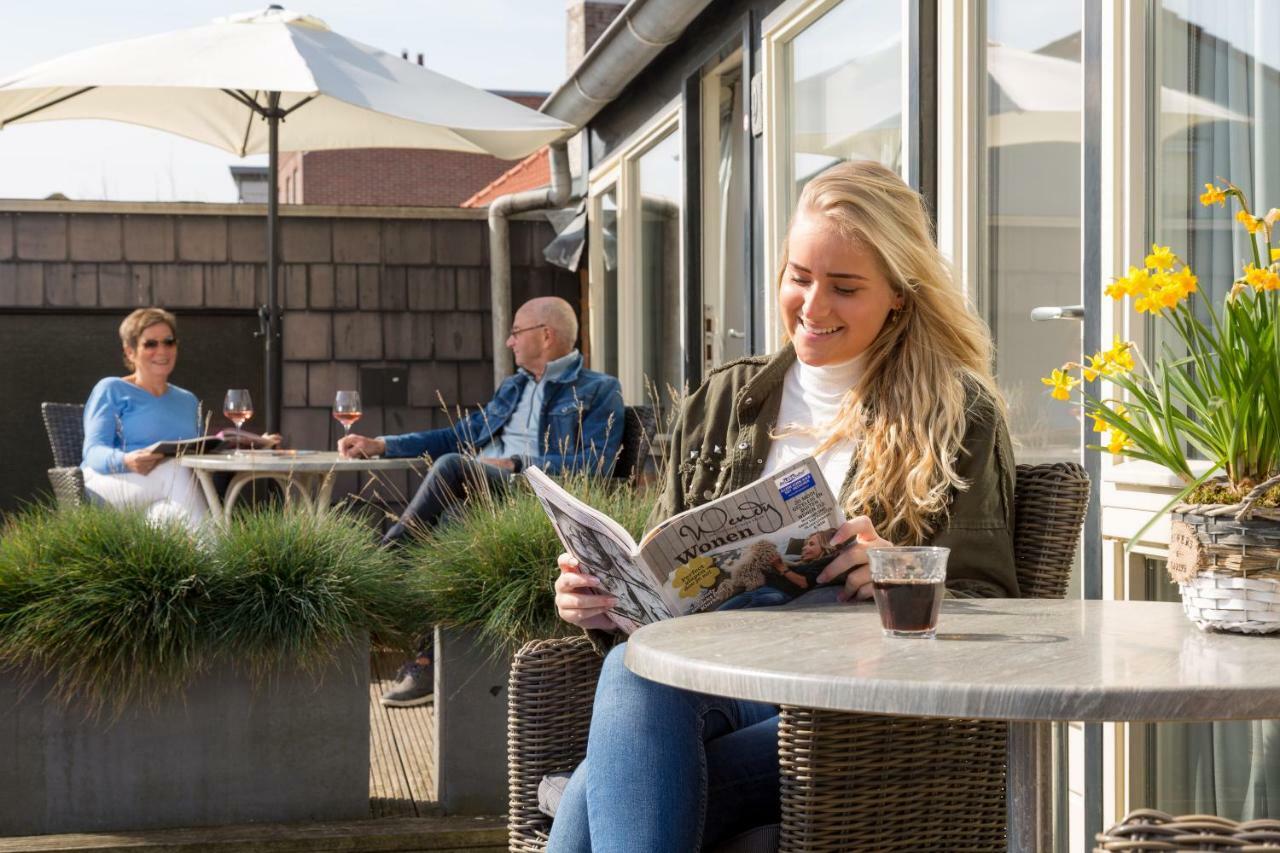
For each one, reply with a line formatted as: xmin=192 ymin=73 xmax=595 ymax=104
xmin=624 ymin=598 xmax=1280 ymax=723
xmin=177 ymin=451 xmax=425 ymax=473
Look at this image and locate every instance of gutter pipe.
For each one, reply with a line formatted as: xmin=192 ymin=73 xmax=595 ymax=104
xmin=488 ymin=140 xmax=572 ymax=383
xmin=488 ymin=0 xmax=717 ymax=382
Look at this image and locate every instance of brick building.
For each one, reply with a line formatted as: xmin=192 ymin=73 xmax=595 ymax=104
xmin=277 ymin=92 xmax=547 ymax=207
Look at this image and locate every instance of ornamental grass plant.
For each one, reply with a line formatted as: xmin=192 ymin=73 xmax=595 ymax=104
xmin=1042 ymin=181 xmax=1280 ymax=513
xmin=400 ymin=470 xmax=657 ymax=655
xmin=0 ymin=504 xmax=428 ymax=715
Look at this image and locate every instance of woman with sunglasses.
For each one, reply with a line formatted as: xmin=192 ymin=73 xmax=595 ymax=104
xmin=81 ymin=307 xmax=208 ymax=530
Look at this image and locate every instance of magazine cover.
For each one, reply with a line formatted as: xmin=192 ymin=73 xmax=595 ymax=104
xmin=525 ymin=457 xmax=845 ymax=632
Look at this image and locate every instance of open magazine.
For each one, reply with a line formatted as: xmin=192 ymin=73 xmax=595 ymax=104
xmin=143 ymin=428 xmax=280 ymax=457
xmin=525 ymin=457 xmax=845 ymax=633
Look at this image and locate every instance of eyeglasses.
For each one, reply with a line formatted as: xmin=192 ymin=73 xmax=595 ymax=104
xmin=140 ymin=337 xmax=178 ymax=350
xmin=507 ymin=323 xmax=547 ymax=339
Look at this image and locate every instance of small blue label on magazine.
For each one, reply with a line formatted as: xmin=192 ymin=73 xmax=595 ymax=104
xmin=778 ymin=471 xmax=815 ymax=500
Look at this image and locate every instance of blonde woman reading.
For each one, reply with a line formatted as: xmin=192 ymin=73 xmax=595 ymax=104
xmin=546 ymin=161 xmax=1018 ymax=852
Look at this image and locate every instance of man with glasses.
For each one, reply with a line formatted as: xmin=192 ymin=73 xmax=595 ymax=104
xmin=339 ymin=296 xmax=624 ymax=705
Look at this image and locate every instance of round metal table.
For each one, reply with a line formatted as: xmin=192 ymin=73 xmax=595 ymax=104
xmin=179 ymin=450 xmax=424 ymax=522
xmin=625 ymin=598 xmax=1280 ymax=851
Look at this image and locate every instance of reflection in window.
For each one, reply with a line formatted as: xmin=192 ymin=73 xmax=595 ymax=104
xmin=1156 ymin=0 xmax=1280 ymax=314
xmin=985 ymin=0 xmax=1083 ymax=465
xmin=637 ymin=129 xmax=683 ymax=406
xmin=786 ymin=0 xmax=902 ymax=209
xmin=1144 ymin=0 xmax=1280 ymax=821
xmin=595 ymin=187 xmax=620 ymax=377
xmin=704 ymin=62 xmax=748 ymax=369
xmin=1141 ymin=558 xmax=1280 ymax=819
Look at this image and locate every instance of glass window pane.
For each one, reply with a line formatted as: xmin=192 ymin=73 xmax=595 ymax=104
xmin=1140 ymin=558 xmax=1280 ymax=819
xmin=1155 ymin=1 xmax=1280 ymax=311
xmin=595 ymin=187 xmax=619 ymax=377
xmin=637 ymin=128 xmax=683 ymax=405
xmin=704 ymin=64 xmax=748 ymax=369
xmin=786 ymin=0 xmax=902 ymax=208
xmin=985 ymin=0 xmax=1083 ymax=465
xmin=1143 ymin=0 xmax=1280 ymax=820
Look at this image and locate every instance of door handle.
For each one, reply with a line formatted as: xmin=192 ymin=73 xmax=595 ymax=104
xmin=1030 ymin=305 xmax=1085 ymax=322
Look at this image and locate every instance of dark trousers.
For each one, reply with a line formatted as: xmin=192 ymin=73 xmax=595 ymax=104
xmin=382 ymin=452 xmax=514 ymax=545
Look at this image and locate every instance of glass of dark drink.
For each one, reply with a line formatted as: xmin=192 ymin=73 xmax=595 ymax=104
xmin=868 ymin=546 xmax=949 ymax=639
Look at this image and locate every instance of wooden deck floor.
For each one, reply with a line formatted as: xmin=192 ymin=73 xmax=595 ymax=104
xmin=368 ymin=651 xmax=438 ymax=818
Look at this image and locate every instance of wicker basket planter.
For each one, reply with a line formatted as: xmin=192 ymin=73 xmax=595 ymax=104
xmin=1168 ymin=485 xmax=1280 ymax=634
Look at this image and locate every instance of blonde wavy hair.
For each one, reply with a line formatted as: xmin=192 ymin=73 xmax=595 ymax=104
xmin=778 ymin=161 xmax=1004 ymax=543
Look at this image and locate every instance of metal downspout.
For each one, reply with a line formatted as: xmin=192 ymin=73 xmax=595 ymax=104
xmin=488 ymin=140 xmax=572 ymax=383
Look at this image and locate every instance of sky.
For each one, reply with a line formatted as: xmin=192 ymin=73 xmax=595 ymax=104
xmin=0 ymin=1 xmax=567 ymax=202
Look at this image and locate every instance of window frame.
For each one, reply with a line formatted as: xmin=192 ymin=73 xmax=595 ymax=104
xmin=587 ymin=101 xmax=684 ymax=403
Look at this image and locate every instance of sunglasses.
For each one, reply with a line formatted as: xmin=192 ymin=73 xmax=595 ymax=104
xmin=140 ymin=337 xmax=178 ymax=350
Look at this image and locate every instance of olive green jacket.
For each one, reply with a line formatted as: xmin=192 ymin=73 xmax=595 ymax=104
xmin=646 ymin=344 xmax=1019 ymax=599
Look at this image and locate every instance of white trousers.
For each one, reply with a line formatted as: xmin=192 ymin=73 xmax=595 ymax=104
xmin=83 ymin=460 xmax=209 ymax=532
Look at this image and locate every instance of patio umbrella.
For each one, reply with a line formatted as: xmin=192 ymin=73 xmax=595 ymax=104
xmin=0 ymin=6 xmax=571 ymax=431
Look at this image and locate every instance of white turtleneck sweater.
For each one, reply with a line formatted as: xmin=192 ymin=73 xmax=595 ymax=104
xmin=762 ymin=356 xmax=862 ymax=491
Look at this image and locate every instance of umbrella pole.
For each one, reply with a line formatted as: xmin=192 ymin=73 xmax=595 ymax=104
xmin=265 ymin=92 xmax=282 ymax=434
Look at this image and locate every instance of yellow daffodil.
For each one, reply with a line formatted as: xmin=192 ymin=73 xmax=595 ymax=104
xmin=1104 ymin=276 xmax=1129 ymax=301
xmin=1090 ymin=410 xmax=1109 ymax=433
xmin=1082 ymin=352 xmax=1108 ymax=382
xmin=1145 ymin=244 xmax=1177 ymax=271
xmin=1271 ymin=247 xmax=1280 ymax=263
xmin=1244 ymin=263 xmax=1270 ymax=290
xmin=1237 ymin=210 xmax=1262 ymax=235
xmin=1200 ymin=183 xmax=1227 ymax=207
xmin=1104 ymin=339 xmax=1135 ymax=373
xmin=1106 ymin=429 xmax=1133 ymax=455
xmin=1259 ymin=269 xmax=1280 ymax=292
xmin=1170 ymin=266 xmax=1198 ymax=300
xmin=1041 ymin=368 xmax=1079 ymax=401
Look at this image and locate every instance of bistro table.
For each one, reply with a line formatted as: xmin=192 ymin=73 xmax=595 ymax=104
xmin=624 ymin=598 xmax=1280 ymax=852
xmin=179 ymin=450 xmax=425 ymax=523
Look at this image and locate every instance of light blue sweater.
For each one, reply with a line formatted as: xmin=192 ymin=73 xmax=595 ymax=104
xmin=82 ymin=377 xmax=200 ymax=474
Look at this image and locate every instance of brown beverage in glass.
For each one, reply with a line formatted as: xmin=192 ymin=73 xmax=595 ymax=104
xmin=872 ymin=578 xmax=944 ymax=635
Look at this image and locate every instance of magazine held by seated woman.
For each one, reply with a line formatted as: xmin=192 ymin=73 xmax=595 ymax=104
xmin=142 ymin=428 xmax=280 ymax=456
xmin=525 ymin=457 xmax=845 ymax=633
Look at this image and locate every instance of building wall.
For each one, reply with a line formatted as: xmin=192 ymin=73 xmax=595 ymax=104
xmin=278 ymin=93 xmax=548 ymax=207
xmin=0 ymin=201 xmax=576 ymax=509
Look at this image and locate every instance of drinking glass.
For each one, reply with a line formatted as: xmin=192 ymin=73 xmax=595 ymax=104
xmin=868 ymin=546 xmax=949 ymax=639
xmin=333 ymin=390 xmax=362 ymax=436
xmin=223 ymin=389 xmax=253 ymax=429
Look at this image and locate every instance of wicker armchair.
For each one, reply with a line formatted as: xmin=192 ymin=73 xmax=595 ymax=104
xmin=42 ymin=402 xmax=87 ymax=508
xmin=1095 ymin=809 xmax=1280 ymax=850
xmin=507 ymin=461 xmax=1090 ymax=853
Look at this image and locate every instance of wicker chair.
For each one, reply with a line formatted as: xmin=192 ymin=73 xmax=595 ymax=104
xmin=507 ymin=461 xmax=1090 ymax=853
xmin=42 ymin=402 xmax=88 ymax=508
xmin=1095 ymin=809 xmax=1280 ymax=850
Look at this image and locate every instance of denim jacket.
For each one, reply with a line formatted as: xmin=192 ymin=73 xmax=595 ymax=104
xmin=381 ymin=352 xmax=625 ymax=476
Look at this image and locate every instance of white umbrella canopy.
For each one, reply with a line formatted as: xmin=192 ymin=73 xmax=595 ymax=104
xmin=0 ymin=7 xmax=570 ymax=158
xmin=0 ymin=6 xmax=572 ymax=431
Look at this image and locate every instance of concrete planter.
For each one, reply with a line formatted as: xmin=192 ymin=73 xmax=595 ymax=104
xmin=434 ymin=625 xmax=512 ymax=816
xmin=0 ymin=636 xmax=369 ymax=836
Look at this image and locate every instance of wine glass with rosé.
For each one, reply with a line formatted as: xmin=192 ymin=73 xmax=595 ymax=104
xmin=223 ymin=389 xmax=253 ymax=429
xmin=333 ymin=390 xmax=362 ymax=437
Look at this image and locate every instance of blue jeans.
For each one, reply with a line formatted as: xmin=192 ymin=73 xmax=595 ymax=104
xmin=547 ymin=644 xmax=780 ymax=852
xmin=716 ymin=586 xmax=791 ymax=611
xmin=382 ymin=452 xmax=512 ymax=544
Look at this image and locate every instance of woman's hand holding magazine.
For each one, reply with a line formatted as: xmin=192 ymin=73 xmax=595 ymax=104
xmin=554 ymin=553 xmax=619 ymax=631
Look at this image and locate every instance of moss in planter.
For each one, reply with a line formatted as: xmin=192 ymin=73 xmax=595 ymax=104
xmin=401 ymin=473 xmax=658 ymax=656
xmin=1188 ymin=480 xmax=1280 ymax=509
xmin=0 ymin=505 xmax=428 ymax=714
